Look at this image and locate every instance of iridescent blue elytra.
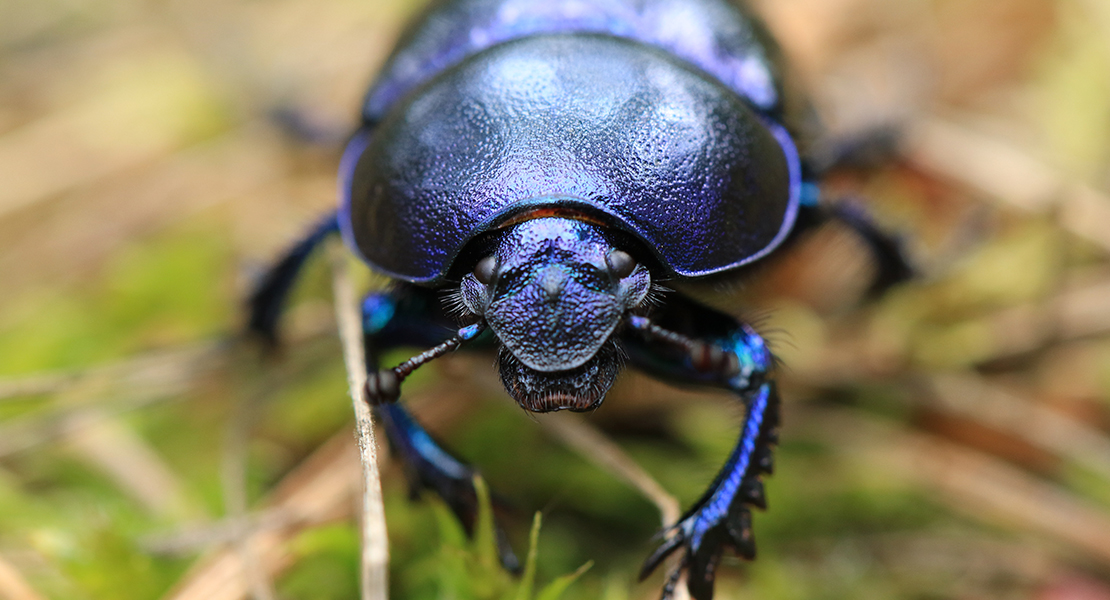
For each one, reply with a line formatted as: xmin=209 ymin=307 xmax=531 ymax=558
xmin=246 ymin=0 xmax=909 ymax=598
xmin=339 ymin=0 xmax=802 ymax=284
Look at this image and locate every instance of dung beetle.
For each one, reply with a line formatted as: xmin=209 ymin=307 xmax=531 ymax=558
xmin=248 ymin=0 xmax=910 ymax=597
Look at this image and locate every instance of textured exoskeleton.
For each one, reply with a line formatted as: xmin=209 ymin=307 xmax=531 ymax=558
xmin=249 ymin=1 xmax=910 ymax=598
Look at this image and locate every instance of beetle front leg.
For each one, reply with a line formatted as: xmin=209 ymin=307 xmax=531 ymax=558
xmin=622 ymin=302 xmax=780 ymax=600
xmin=793 ymin=171 xmax=913 ymax=297
xmin=802 ymin=200 xmax=914 ymax=297
xmin=247 ymin=211 xmax=340 ymax=343
xmin=361 ymin=288 xmax=520 ymax=571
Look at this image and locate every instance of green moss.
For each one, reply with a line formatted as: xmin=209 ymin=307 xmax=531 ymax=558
xmin=0 ymin=220 xmax=233 ymax=375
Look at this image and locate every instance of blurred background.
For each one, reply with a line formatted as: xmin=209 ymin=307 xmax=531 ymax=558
xmin=2 ymin=0 xmax=1110 ymax=598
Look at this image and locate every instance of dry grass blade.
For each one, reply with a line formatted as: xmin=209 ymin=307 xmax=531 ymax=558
xmin=0 ymin=342 xmax=223 ymax=403
xmin=911 ymin=435 xmax=1110 ymax=566
xmin=817 ymin=408 xmax=1110 ymax=567
xmin=328 ymin=243 xmax=389 ymax=600
xmin=0 ymin=372 xmax=82 ymax=402
xmin=0 ymin=400 xmax=160 ymax=459
xmin=783 ymin=271 xmax=1110 ymax=386
xmin=67 ymin=411 xmax=194 ymax=519
xmin=973 ymin=276 xmax=1110 ymax=362
xmin=222 ymin=390 xmax=277 ymax=600
xmin=927 ymin=373 xmax=1110 ymax=481
xmin=540 ymin=415 xmax=680 ymax=527
xmin=907 ymin=117 xmax=1110 ymax=253
xmin=538 ymin=413 xmax=689 ymax=600
xmin=144 ymin=511 xmax=301 ymax=556
xmin=163 ymin=430 xmax=360 ymax=600
xmin=0 ymin=345 xmax=232 ymax=515
xmin=0 ymin=555 xmax=47 ymax=600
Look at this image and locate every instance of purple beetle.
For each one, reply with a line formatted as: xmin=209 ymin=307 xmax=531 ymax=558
xmin=249 ymin=1 xmax=908 ymax=597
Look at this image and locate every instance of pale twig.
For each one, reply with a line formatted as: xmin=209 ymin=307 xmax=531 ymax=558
xmin=0 ymin=554 xmax=47 ymax=600
xmin=221 ymin=389 xmax=277 ymax=600
xmin=328 ymin=244 xmax=389 ymax=600
xmin=0 ymin=341 xmax=222 ymax=403
xmin=906 ymin=116 xmax=1110 ymax=253
xmin=927 ymin=373 xmax=1110 ymax=482
xmin=538 ymin=414 xmax=689 ymax=600
xmin=540 ymin=416 xmax=680 ymax=527
xmin=0 ymin=391 xmax=184 ymax=458
xmin=67 ymin=410 xmax=194 ymax=519
xmin=804 ymin=406 xmax=1110 ymax=567
xmin=143 ymin=510 xmax=304 ymax=556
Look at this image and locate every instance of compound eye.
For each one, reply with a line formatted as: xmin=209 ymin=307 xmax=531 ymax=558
xmin=606 ymin=249 xmax=636 ymax=279
xmin=474 ymin=255 xmax=496 ymax=285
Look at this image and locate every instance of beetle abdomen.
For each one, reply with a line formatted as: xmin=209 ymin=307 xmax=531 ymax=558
xmin=342 ymin=34 xmax=800 ymax=284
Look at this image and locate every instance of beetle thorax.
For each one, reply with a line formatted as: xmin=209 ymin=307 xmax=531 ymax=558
xmin=459 ymin=217 xmax=650 ymax=412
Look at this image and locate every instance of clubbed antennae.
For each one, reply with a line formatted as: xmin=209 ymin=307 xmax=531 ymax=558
xmin=365 ymin=323 xmax=485 ymax=404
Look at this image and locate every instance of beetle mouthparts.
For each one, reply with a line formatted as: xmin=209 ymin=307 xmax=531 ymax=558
xmin=497 ymin=341 xmax=621 ymax=413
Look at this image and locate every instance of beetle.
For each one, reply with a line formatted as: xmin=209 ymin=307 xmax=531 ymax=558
xmin=248 ymin=0 xmax=910 ymax=598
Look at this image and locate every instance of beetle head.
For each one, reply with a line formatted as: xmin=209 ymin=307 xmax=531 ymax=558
xmin=458 ymin=217 xmax=651 ymax=412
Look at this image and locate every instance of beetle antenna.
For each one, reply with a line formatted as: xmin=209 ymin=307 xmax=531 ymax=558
xmin=365 ymin=322 xmax=486 ymax=404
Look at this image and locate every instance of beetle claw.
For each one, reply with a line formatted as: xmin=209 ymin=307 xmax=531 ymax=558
xmin=643 ymin=504 xmax=756 ymax=600
xmin=639 ymin=530 xmax=683 ymax=581
xmin=640 ymin=377 xmax=778 ymax=600
xmin=658 ymin=565 xmax=683 ymax=600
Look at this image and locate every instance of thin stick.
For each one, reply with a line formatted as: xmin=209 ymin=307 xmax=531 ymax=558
xmin=222 ymin=389 xmax=276 ymax=600
xmin=0 ymin=554 xmax=47 ymax=600
xmin=796 ymin=405 xmax=1110 ymax=568
xmin=328 ymin=244 xmax=389 ymax=600
xmin=928 ymin=373 xmax=1110 ymax=483
xmin=68 ymin=410 xmax=193 ymax=519
xmin=162 ymin=430 xmax=361 ymax=600
xmin=907 ymin=116 xmax=1110 ymax=254
xmin=0 ymin=341 xmax=221 ymax=404
xmin=539 ymin=415 xmax=690 ymax=600
xmin=540 ymin=416 xmax=680 ymax=527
